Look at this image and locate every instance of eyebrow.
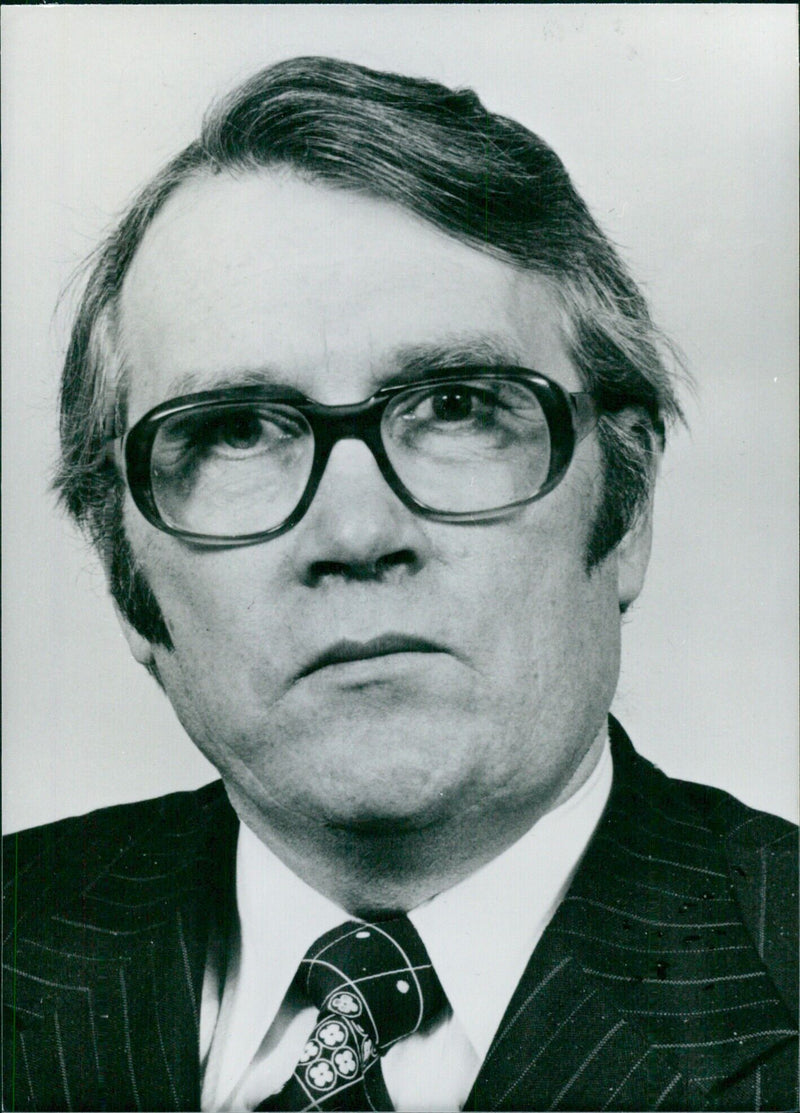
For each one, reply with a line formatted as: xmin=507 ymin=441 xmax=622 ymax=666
xmin=168 ymin=366 xmax=288 ymax=397
xmin=385 ymin=335 xmax=528 ymax=383
xmin=165 ymin=334 xmax=529 ymax=399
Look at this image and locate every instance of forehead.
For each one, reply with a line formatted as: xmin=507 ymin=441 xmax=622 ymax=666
xmin=119 ymin=171 xmax=577 ymax=417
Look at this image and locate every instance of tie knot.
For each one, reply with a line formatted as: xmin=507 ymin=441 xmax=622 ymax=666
xmin=300 ymin=917 xmax=445 ymax=1052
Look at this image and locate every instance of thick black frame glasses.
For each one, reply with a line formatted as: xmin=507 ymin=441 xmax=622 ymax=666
xmin=116 ymin=368 xmax=598 ymax=546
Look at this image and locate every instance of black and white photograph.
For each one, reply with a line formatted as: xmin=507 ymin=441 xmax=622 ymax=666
xmin=3 ymin=5 xmax=797 ymax=1110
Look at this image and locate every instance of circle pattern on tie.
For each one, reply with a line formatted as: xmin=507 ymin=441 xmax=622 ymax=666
xmin=318 ymin=1022 xmax=346 ymax=1047
xmin=330 ymin=991 xmax=361 ymax=1016
xmin=306 ymin=1061 xmax=335 ymax=1091
xmin=333 ymin=1048 xmax=357 ymax=1077
xmin=299 ymin=1040 xmax=319 ymax=1064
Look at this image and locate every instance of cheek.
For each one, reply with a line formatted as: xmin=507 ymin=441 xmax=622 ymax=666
xmin=454 ymin=474 xmax=620 ymax=703
xmin=127 ymin=514 xmax=290 ymax=696
xmin=460 ymin=477 xmax=595 ymax=626
xmin=485 ymin=540 xmax=618 ymax=685
xmin=128 ymin=498 xmax=271 ymax=629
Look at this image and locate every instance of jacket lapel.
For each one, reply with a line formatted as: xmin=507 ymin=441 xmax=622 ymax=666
xmin=467 ymin=722 xmax=796 ymax=1111
xmin=9 ymin=781 xmax=237 ymax=1111
xmin=103 ymin=781 xmax=238 ymax=1111
xmin=465 ymin=925 xmax=695 ymax=1111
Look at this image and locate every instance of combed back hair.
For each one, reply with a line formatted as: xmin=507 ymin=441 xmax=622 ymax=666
xmin=56 ymin=55 xmax=684 ymax=648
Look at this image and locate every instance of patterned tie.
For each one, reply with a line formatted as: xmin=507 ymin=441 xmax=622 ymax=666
xmin=256 ymin=916 xmax=446 ymax=1111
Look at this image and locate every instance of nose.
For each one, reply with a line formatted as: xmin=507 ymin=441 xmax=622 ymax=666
xmin=290 ymin=438 xmax=432 ymax=585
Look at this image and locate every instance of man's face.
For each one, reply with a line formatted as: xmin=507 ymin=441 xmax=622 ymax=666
xmin=117 ymin=172 xmax=647 ymax=840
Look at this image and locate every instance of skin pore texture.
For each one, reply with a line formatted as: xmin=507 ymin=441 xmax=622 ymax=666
xmin=116 ymin=171 xmax=652 ymax=915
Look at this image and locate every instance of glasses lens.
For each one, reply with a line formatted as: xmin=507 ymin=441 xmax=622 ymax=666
xmin=382 ymin=377 xmax=552 ymax=512
xmin=149 ymin=402 xmax=314 ymax=537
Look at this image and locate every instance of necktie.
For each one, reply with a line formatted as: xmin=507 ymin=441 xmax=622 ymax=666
xmin=257 ymin=916 xmax=445 ymax=1111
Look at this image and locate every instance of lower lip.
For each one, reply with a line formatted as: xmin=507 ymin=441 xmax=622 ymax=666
xmin=304 ymin=651 xmax=448 ymax=684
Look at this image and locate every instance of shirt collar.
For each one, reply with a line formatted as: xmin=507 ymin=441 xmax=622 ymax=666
xmin=223 ymin=733 xmax=612 ymax=1082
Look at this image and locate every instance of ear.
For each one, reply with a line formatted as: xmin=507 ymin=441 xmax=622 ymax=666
xmin=616 ymin=498 xmax=654 ymax=610
xmin=112 ymin=598 xmax=157 ymax=668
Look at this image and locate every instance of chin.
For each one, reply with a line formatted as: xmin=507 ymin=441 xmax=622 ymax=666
xmin=234 ymin=709 xmax=484 ymax=833
xmin=296 ymin=761 xmax=458 ymax=836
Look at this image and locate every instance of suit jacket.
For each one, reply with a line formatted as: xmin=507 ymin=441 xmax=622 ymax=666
xmin=4 ymin=721 xmax=798 ymax=1111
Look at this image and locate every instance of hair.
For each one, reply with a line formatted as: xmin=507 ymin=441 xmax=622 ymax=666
xmin=56 ymin=55 xmax=684 ymax=649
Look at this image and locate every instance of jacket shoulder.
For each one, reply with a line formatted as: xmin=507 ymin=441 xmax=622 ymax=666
xmin=618 ymin=733 xmax=798 ymax=1017
xmin=3 ymin=781 xmax=229 ymax=931
xmin=684 ymin=779 xmax=798 ymax=1015
xmin=665 ymin=771 xmax=796 ymax=847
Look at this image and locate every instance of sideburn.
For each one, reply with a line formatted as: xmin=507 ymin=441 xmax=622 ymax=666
xmin=107 ymin=512 xmax=174 ymax=651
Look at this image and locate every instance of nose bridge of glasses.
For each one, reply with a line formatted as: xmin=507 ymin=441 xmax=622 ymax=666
xmin=301 ymin=396 xmax=409 ymax=521
xmin=306 ymin=395 xmax=387 ymax=463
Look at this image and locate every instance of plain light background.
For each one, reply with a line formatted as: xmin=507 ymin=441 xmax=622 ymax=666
xmin=2 ymin=4 xmax=797 ymax=833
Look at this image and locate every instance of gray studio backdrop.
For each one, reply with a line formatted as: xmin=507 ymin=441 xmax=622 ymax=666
xmin=2 ymin=4 xmax=797 ymax=832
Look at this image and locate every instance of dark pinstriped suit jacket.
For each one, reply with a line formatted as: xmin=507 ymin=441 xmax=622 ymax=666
xmin=4 ymin=722 xmax=798 ymax=1111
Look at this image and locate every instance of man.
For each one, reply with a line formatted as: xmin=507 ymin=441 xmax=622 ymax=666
xmin=4 ymin=56 xmax=797 ymax=1112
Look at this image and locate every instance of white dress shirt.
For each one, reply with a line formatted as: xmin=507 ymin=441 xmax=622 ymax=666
xmin=200 ymin=738 xmax=612 ymax=1111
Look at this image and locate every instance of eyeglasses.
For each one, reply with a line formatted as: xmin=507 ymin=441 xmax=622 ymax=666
xmin=115 ymin=368 xmax=597 ymax=545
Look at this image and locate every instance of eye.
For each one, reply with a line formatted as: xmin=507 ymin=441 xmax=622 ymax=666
xmin=429 ymin=387 xmax=491 ymax=423
xmin=153 ymin=404 xmax=309 ymax=473
xmin=385 ymin=377 xmax=550 ymax=458
xmin=206 ymin=410 xmax=267 ymax=452
xmin=394 ymin=381 xmax=512 ymax=434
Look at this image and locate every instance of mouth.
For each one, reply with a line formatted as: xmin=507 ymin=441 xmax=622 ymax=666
xmin=297 ymin=635 xmax=449 ymax=679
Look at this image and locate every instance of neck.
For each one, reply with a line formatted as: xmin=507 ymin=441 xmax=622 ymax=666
xmin=226 ymin=727 xmax=607 ymax=916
